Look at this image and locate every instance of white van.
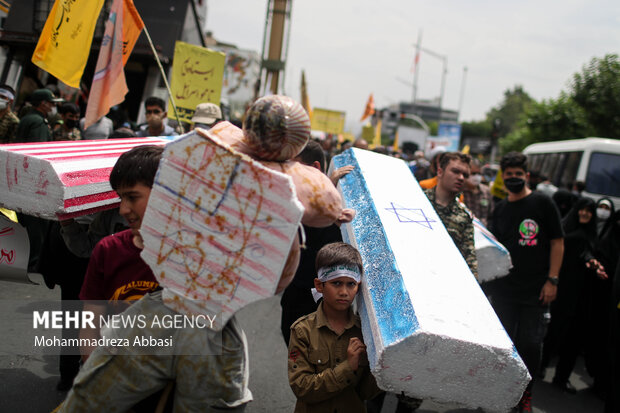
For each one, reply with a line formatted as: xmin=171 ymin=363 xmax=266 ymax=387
xmin=523 ymin=137 xmax=620 ymax=208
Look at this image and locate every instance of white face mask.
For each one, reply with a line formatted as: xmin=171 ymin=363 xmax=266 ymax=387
xmin=596 ymin=208 xmax=611 ymax=220
xmin=468 ymin=174 xmax=482 ymax=186
xmin=0 ymin=100 xmax=7 ymax=110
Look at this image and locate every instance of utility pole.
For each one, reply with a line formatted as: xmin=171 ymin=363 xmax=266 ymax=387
xmin=412 ymin=29 xmax=422 ymax=104
xmin=457 ymin=66 xmax=468 ymax=120
xmin=417 ymin=46 xmax=447 ymax=110
xmin=258 ymin=0 xmax=292 ymax=97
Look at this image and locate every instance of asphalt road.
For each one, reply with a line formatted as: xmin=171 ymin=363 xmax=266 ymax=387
xmin=0 ymin=274 xmax=605 ymax=413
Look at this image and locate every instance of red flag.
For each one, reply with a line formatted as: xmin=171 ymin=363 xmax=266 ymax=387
xmin=360 ymin=93 xmax=375 ymax=122
xmin=410 ymin=49 xmax=420 ymax=73
xmin=84 ymin=0 xmax=144 ymax=129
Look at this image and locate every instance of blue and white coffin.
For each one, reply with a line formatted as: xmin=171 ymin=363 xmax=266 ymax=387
xmin=330 ymin=149 xmax=530 ymax=412
xmin=471 ymin=216 xmax=512 ymax=283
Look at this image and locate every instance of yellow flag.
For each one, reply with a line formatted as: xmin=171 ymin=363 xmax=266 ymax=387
xmin=32 ymin=0 xmax=106 ymax=88
xmin=490 ymin=168 xmax=508 ymax=200
xmin=370 ymin=118 xmax=382 ymax=149
xmin=461 ymin=144 xmax=470 ymax=154
xmin=361 ymin=123 xmax=374 ymax=142
xmin=392 ymin=129 xmax=400 ymax=152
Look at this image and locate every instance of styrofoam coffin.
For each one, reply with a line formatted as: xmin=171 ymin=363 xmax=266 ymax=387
xmin=330 ymin=148 xmax=530 ymax=412
xmin=0 ymin=138 xmax=169 ymax=220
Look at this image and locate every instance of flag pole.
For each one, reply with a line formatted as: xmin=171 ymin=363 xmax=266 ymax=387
xmin=142 ymin=26 xmax=184 ymax=133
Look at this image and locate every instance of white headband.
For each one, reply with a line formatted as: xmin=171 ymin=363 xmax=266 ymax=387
xmin=0 ymin=89 xmax=14 ymax=101
xmin=317 ymin=265 xmax=361 ymax=283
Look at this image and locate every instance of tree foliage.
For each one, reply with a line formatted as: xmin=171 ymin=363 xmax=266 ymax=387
xmin=571 ymin=54 xmax=620 ymax=138
xmin=496 ymin=54 xmax=620 ymax=153
xmin=486 ymin=85 xmax=534 ymax=138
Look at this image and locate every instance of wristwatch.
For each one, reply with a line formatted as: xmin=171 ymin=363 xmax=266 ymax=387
xmin=547 ymin=276 xmax=559 ymax=286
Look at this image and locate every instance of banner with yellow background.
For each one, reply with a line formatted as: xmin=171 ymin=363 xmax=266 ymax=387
xmin=311 ymin=108 xmax=345 ymax=135
xmin=170 ymin=41 xmax=226 ymax=123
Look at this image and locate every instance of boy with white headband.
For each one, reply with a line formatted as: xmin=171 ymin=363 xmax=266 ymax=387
xmin=288 ymin=242 xmax=381 ymax=412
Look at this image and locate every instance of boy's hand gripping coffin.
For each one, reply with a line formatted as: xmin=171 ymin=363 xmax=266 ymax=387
xmin=140 ymin=130 xmax=304 ymax=330
xmin=331 ymin=148 xmax=530 ymax=412
xmin=0 ymin=138 xmax=169 ymax=220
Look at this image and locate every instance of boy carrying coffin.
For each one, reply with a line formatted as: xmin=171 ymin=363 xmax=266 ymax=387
xmin=288 ymin=242 xmax=382 ymax=412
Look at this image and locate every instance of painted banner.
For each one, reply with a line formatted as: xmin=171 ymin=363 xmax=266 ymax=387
xmin=32 ymin=0 xmax=106 ymax=88
xmin=213 ymin=45 xmax=260 ymax=119
xmin=170 ymin=41 xmax=226 ymax=123
xmin=84 ymin=0 xmax=144 ymax=129
xmin=311 ymin=108 xmax=346 ymax=135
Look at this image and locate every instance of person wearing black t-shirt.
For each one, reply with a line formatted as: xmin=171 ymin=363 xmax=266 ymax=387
xmin=487 ymin=152 xmax=564 ymax=413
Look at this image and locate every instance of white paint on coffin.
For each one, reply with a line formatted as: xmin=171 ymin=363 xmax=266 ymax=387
xmin=350 ymin=149 xmax=510 ymax=348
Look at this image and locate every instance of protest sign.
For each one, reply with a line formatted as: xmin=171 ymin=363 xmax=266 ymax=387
xmin=170 ymin=41 xmax=226 ymax=123
xmin=311 ymin=108 xmax=345 ymax=135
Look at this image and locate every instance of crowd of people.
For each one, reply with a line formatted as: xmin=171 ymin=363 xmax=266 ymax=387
xmin=1 ymin=87 xmax=618 ymax=413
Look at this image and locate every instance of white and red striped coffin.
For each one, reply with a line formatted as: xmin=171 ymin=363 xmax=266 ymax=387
xmin=0 ymin=138 xmax=170 ymax=220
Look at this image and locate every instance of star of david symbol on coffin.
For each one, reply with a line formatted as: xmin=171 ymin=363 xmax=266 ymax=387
xmin=385 ymin=202 xmax=437 ymax=229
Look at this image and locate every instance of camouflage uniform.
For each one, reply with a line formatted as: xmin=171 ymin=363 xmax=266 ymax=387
xmin=52 ymin=125 xmax=81 ymax=141
xmin=425 ymin=187 xmax=478 ymax=279
xmin=0 ymin=110 xmax=19 ymax=143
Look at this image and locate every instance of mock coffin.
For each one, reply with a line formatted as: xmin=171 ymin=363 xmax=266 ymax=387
xmin=140 ymin=130 xmax=304 ymax=330
xmin=330 ymin=148 xmax=529 ymax=412
xmin=0 ymin=138 xmax=170 ymax=220
xmin=472 ymin=217 xmax=512 ymax=282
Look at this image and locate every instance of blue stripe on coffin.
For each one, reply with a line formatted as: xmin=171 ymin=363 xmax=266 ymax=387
xmin=334 ymin=150 xmax=419 ymax=357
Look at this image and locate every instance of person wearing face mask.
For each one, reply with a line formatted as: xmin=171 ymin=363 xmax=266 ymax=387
xmin=0 ymin=84 xmax=19 ymax=143
xmin=595 ymin=198 xmax=614 ymax=237
xmin=541 ymin=197 xmax=606 ymax=394
xmin=52 ymin=103 xmax=82 ymax=141
xmin=15 ymin=88 xmax=63 ymax=143
xmin=136 ymin=96 xmax=178 ymax=137
xmin=463 ymin=158 xmax=493 ymax=227
xmin=487 ymin=151 xmax=564 ymax=412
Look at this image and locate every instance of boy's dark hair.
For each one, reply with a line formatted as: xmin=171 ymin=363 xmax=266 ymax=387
xmin=109 ymin=127 xmax=137 ymax=139
xmin=109 ymin=145 xmax=164 ymax=191
xmin=59 ymin=102 xmax=80 ymax=115
xmin=500 ymin=151 xmax=528 ymax=172
xmin=295 ymin=140 xmax=326 ymax=172
xmin=438 ymin=152 xmax=471 ymax=170
xmin=144 ymin=96 xmax=166 ymax=111
xmin=315 ymin=242 xmax=363 ymax=276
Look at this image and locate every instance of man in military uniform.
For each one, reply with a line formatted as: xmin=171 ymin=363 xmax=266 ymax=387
xmin=424 ymin=152 xmax=478 ymax=279
xmin=15 ymin=88 xmax=63 ymax=143
xmin=0 ymin=85 xmax=19 ymax=143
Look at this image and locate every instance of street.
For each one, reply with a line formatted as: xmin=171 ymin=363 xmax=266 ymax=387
xmin=0 ymin=274 xmax=605 ymax=413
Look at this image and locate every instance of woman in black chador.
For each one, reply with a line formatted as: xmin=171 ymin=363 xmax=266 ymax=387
xmin=541 ymin=197 xmax=606 ymax=393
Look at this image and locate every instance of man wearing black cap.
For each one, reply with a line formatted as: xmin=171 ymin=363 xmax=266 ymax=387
xmin=15 ymin=88 xmax=63 ymax=143
xmin=0 ymin=85 xmax=19 ymax=143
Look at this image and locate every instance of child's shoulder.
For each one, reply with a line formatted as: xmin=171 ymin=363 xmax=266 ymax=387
xmin=94 ymin=229 xmax=134 ymax=253
xmin=290 ymin=310 xmax=319 ymax=333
